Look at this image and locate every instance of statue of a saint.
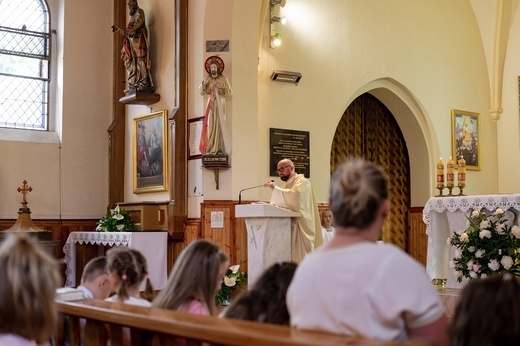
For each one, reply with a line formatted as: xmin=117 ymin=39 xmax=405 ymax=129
xmin=111 ymin=0 xmax=154 ymax=93
xmin=199 ymin=56 xmax=233 ymax=156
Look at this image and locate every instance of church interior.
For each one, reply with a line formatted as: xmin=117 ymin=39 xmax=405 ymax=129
xmin=1 ymin=0 xmax=520 ymax=344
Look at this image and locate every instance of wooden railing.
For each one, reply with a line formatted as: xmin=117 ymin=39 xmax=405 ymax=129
xmin=57 ymin=299 xmax=409 ymax=346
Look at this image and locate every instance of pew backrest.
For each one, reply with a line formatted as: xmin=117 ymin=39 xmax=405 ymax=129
xmin=56 ymin=299 xmax=412 ymax=346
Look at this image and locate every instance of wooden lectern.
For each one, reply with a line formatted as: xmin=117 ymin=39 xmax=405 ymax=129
xmin=235 ymin=203 xmax=300 ymax=286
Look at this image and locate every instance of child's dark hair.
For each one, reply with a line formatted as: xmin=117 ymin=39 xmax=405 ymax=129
xmin=223 ymin=261 xmax=297 ymax=325
xmin=106 ymin=247 xmax=153 ymax=302
xmin=450 ymin=273 xmax=520 ymax=346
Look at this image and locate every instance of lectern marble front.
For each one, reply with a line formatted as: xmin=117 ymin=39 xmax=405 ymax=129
xmin=235 ymin=203 xmax=300 ymax=286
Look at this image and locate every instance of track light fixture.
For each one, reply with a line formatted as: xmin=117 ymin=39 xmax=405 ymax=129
xmin=270 ymin=33 xmax=282 ymax=48
xmin=271 ymin=0 xmax=286 ymax=7
xmin=269 ymin=0 xmax=287 ymax=49
xmin=271 ymin=16 xmax=287 ymax=25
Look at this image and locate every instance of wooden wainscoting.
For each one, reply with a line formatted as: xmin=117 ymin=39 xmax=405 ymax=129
xmin=408 ymin=207 xmax=427 ymax=266
xmin=0 ymin=219 xmax=99 ymax=281
xmin=200 ymin=201 xmax=248 ymax=270
xmin=167 ymin=218 xmax=201 ymax=274
xmin=0 ymin=205 xmax=428 ymax=288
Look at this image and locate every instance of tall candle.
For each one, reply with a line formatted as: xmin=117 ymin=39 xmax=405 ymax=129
xmin=458 ymin=155 xmax=466 ymax=187
xmin=447 ymin=156 xmax=455 ymax=187
xmin=436 ymin=157 xmax=445 ymax=188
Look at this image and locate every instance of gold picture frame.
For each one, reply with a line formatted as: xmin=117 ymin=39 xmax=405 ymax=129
xmin=133 ymin=110 xmax=168 ymax=193
xmin=451 ymin=109 xmax=481 ymax=171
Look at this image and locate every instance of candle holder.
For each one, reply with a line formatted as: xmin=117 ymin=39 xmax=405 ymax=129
xmin=435 ymin=184 xmax=466 ymax=197
xmin=431 ymin=278 xmax=447 ymax=289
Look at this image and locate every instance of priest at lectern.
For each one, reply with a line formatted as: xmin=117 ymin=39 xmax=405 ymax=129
xmin=264 ymin=159 xmax=323 ymax=263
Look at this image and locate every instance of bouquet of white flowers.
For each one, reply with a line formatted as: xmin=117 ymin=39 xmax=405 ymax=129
xmin=448 ymin=208 xmax=520 ymax=282
xmin=96 ymin=205 xmax=136 ymax=232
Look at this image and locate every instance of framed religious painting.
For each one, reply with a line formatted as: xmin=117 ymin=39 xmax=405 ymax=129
xmin=133 ymin=110 xmax=168 ymax=193
xmin=451 ymin=109 xmax=481 ymax=171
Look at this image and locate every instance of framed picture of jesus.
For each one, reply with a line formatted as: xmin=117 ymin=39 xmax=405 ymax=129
xmin=451 ymin=109 xmax=481 ymax=171
xmin=133 ymin=110 xmax=168 ymax=193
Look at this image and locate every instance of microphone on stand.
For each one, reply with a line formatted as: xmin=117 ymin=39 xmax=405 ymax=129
xmin=238 ymin=180 xmax=274 ymax=204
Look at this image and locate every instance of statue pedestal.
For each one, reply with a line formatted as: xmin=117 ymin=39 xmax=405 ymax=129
xmin=235 ymin=203 xmax=300 ymax=286
xmin=119 ymin=92 xmax=160 ymax=105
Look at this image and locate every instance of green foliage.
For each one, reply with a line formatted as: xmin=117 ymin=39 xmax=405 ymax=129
xmin=96 ymin=206 xmax=136 ymax=232
xmin=215 ymin=265 xmax=247 ymax=306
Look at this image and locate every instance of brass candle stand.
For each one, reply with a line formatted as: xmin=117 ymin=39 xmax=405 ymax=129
xmin=436 ymin=184 xmax=465 ymax=197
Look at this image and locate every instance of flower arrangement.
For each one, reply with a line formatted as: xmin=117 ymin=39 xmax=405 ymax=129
xmin=96 ymin=205 xmax=136 ymax=232
xmin=448 ymin=208 xmax=520 ymax=282
xmin=215 ymin=264 xmax=247 ymax=306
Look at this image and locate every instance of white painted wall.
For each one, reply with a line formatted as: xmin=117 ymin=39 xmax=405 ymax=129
xmin=3 ymin=0 xmax=519 ymax=221
xmin=0 ymin=0 xmax=113 ymax=218
xmin=220 ymin=0 xmax=498 ymax=207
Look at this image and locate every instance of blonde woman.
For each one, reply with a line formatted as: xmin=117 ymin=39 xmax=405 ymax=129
xmin=0 ymin=233 xmax=61 ymax=345
xmin=287 ymin=159 xmax=448 ymax=345
xmin=153 ymin=239 xmax=228 ymax=316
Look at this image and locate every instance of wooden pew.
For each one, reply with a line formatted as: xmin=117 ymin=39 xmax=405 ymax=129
xmin=56 ymin=299 xmax=412 ymax=346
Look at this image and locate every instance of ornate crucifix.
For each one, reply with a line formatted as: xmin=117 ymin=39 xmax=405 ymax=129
xmin=17 ymin=180 xmax=33 ymax=203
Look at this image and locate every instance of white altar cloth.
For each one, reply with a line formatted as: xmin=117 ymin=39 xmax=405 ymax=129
xmin=63 ymin=231 xmax=167 ymax=291
xmin=423 ymin=194 xmax=520 ymax=288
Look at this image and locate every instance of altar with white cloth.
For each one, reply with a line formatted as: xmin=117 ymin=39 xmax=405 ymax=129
xmin=423 ymin=194 xmax=520 ymax=288
xmin=63 ymin=231 xmax=167 ymax=291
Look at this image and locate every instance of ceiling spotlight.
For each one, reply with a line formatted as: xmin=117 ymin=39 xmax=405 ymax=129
xmin=271 ymin=16 xmax=287 ymax=25
xmin=271 ymin=33 xmax=282 ymax=48
xmin=271 ymin=0 xmax=286 ymax=7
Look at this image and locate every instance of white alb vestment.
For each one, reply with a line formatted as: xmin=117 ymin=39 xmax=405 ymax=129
xmin=287 ymin=242 xmax=445 ymax=341
xmin=270 ymin=173 xmax=323 ymax=263
xmin=321 ymin=226 xmax=336 ymax=243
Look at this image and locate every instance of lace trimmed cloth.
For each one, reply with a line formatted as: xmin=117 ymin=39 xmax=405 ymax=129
xmin=423 ymin=194 xmax=520 ymax=288
xmin=63 ymin=231 xmax=167 ymax=290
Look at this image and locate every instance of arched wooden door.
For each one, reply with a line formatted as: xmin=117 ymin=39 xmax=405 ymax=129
xmin=331 ymin=93 xmax=410 ymax=249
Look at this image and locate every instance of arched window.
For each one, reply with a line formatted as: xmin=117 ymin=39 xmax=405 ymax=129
xmin=0 ymin=0 xmax=51 ymax=131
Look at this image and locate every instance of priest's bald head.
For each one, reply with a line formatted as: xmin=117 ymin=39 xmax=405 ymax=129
xmin=276 ymin=159 xmax=295 ymax=182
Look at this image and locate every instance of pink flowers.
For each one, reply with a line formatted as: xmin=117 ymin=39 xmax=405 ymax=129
xmin=448 ymin=208 xmax=520 ymax=282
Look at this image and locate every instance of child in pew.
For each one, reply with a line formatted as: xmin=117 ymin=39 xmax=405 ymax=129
xmin=153 ymin=239 xmax=229 ymax=316
xmin=320 ymin=208 xmax=336 ymax=244
xmin=76 ymin=256 xmax=112 ymax=299
xmin=222 ymin=261 xmax=297 ymax=325
xmin=450 ymin=273 xmax=520 ymax=346
xmin=0 ymin=233 xmax=61 ymax=346
xmin=286 ymin=159 xmax=448 ymax=345
xmin=105 ymin=247 xmax=154 ymax=306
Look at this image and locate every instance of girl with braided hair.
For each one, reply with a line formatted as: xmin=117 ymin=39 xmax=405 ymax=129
xmin=105 ymin=247 xmax=154 ymax=306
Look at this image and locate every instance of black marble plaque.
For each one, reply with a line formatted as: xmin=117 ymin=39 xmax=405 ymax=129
xmin=269 ymin=128 xmax=310 ymax=177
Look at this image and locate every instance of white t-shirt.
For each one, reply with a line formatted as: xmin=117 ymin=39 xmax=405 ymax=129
xmin=286 ymin=242 xmax=445 ymax=341
xmin=106 ymin=295 xmax=152 ymax=307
